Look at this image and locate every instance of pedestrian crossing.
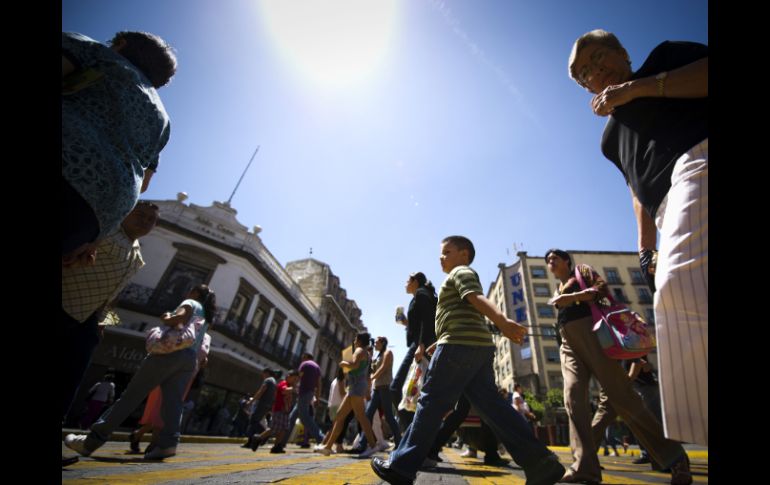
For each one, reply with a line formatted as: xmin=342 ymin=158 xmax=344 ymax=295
xmin=62 ymin=441 xmax=708 ymax=484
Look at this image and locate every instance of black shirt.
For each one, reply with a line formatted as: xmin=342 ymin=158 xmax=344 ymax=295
xmin=601 ymin=41 xmax=708 ymax=218
xmin=406 ymin=287 xmax=437 ymax=348
xmin=555 ymin=278 xmax=593 ymax=327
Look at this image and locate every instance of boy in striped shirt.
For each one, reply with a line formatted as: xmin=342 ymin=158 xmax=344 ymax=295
xmin=371 ymin=236 xmax=565 ymax=485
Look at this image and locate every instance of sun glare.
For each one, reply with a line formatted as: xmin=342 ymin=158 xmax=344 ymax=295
xmin=259 ymin=0 xmax=399 ymax=88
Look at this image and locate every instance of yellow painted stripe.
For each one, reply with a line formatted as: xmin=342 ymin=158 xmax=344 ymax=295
xmin=548 ymin=445 xmax=708 ymax=460
xmin=279 ymin=458 xmax=381 ymax=485
xmin=62 ymin=454 xmax=335 ymax=484
xmin=443 ymin=448 xmax=525 ymax=484
xmin=65 ymin=450 xmax=287 ymax=468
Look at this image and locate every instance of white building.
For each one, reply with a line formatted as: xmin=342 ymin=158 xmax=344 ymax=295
xmin=69 ymin=195 xmax=345 ymax=435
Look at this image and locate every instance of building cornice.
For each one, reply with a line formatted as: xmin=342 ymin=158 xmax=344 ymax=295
xmin=149 ymin=199 xmax=320 ymax=328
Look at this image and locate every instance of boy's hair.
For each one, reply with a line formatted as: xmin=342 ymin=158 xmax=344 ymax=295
xmin=442 ymin=235 xmax=476 ymax=264
xmin=110 ymin=31 xmax=177 ymax=88
xmin=287 ymin=369 xmax=299 ymax=377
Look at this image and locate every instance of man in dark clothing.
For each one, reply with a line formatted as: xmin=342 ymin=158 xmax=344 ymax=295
xmin=277 ymin=354 xmax=325 ymax=448
xmin=243 ymin=368 xmax=278 ymax=449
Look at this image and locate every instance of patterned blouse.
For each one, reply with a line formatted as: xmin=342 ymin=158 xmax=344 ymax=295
xmin=62 ymin=32 xmax=171 ymax=239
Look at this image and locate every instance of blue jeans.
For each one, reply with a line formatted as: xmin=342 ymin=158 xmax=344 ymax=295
xmin=280 ymin=392 xmax=323 ymax=446
xmin=359 ymin=385 xmax=402 ymax=448
xmin=387 ymin=344 xmax=550 ymax=480
xmin=86 ymin=348 xmax=197 ymax=451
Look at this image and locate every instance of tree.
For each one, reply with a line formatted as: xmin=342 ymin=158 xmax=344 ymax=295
xmin=545 ymin=388 xmax=564 ymax=409
xmin=522 ymin=390 xmax=545 ymax=422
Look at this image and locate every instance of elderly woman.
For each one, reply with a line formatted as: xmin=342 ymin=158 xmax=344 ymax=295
xmin=568 ymin=29 xmax=707 ymax=449
xmin=546 ymin=249 xmax=691 ymax=485
xmin=62 ymin=31 xmax=176 ymax=265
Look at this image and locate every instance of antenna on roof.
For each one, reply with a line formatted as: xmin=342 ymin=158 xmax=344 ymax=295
xmin=226 ymin=145 xmax=260 ymax=205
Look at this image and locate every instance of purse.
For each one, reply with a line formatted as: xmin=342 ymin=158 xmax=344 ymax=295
xmin=145 ymin=323 xmax=196 ymax=355
xmin=574 ymin=266 xmax=656 ymax=360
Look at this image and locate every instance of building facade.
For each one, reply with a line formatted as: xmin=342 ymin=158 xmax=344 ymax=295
xmin=285 ymin=258 xmax=367 ymax=396
xmin=67 ymin=195 xmax=340 ymax=435
xmin=489 ymin=251 xmax=656 ymax=400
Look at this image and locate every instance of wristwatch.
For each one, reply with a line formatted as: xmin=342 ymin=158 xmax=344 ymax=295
xmin=656 ymin=71 xmax=668 ymax=97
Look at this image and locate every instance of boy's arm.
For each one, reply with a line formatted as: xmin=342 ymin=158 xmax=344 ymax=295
xmin=465 ymin=292 xmax=527 ymax=344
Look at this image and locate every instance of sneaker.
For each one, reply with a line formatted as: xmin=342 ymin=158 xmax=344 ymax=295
xmin=523 ymin=452 xmax=566 ymax=485
xmin=376 ymin=439 xmax=392 ymax=452
xmin=270 ymin=445 xmax=285 ymax=454
xmin=633 ymin=456 xmax=651 ymax=465
xmin=317 ymin=446 xmax=332 ymax=456
xmin=64 ymin=434 xmax=93 ymax=457
xmin=461 ymin=448 xmax=478 ymax=458
xmin=313 ymin=443 xmax=326 ymax=452
xmin=144 ymin=446 xmax=177 ymax=460
xmin=370 ymin=457 xmax=414 ymax=485
xmin=427 ymin=452 xmax=442 ymax=463
xmin=669 ymin=454 xmax=692 ymax=485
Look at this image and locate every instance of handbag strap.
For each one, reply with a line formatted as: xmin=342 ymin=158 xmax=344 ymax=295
xmin=573 ymin=266 xmax=618 ymax=306
xmin=573 ymin=266 xmax=620 ymax=332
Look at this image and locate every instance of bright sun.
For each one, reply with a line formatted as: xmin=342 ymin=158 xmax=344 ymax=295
xmin=259 ymin=0 xmax=400 ymax=88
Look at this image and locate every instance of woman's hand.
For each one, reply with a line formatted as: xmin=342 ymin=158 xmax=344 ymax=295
xmin=548 ymin=294 xmax=575 ymax=309
xmin=425 ymin=342 xmax=438 ymax=357
xmin=591 ymin=81 xmax=637 ymax=116
xmin=414 ymin=344 xmax=425 ymax=363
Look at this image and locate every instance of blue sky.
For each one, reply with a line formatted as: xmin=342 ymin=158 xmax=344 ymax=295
xmin=63 ymin=0 xmax=708 ymax=366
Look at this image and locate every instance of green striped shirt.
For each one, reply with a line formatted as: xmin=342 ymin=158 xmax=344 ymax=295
xmin=435 ymin=266 xmax=493 ymax=347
